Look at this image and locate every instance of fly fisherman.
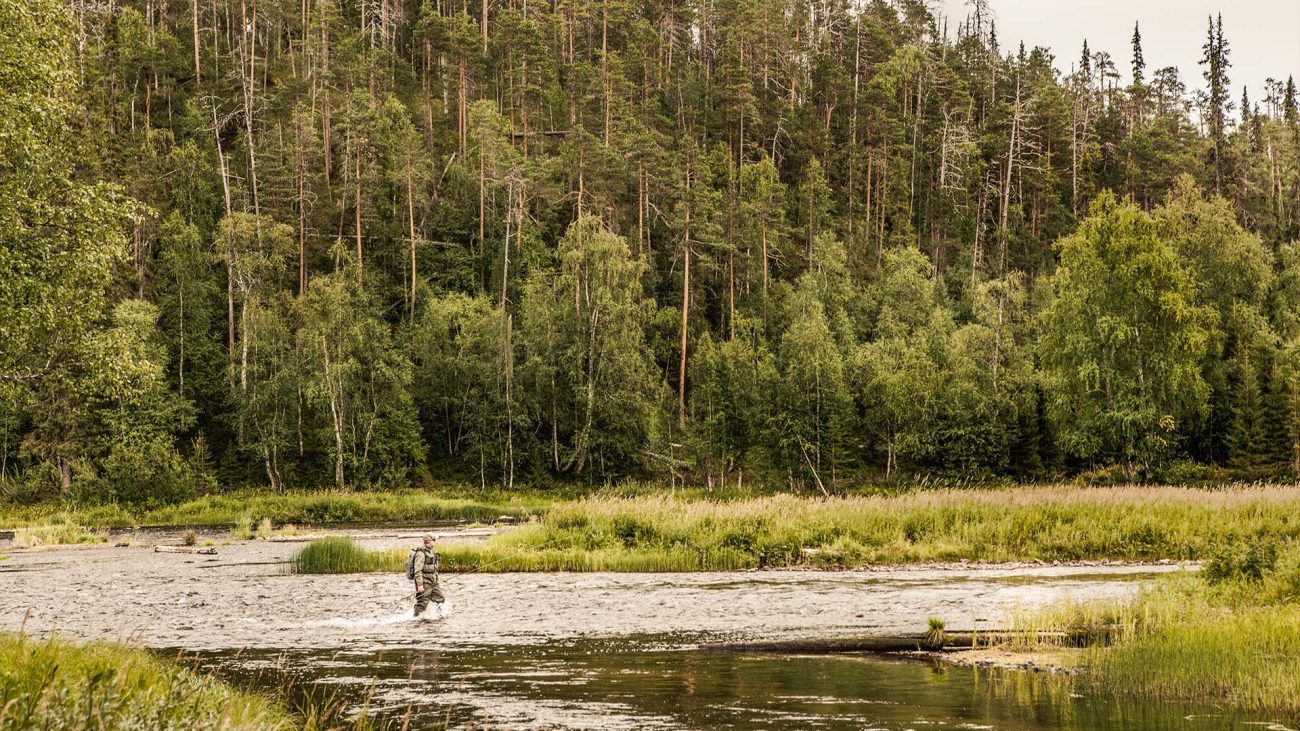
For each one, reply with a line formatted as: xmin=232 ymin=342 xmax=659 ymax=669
xmin=410 ymin=532 xmax=445 ymax=617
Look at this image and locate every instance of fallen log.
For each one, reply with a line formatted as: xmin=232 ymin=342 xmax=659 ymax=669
xmin=701 ymin=628 xmax=1118 ymax=655
xmin=154 ymin=545 xmax=218 ymax=555
xmin=197 ymin=560 xmax=294 ymax=569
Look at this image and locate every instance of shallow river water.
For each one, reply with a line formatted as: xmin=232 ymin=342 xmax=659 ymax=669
xmin=1 ymin=528 xmax=1292 ymax=729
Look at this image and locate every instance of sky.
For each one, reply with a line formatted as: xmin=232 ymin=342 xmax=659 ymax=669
xmin=934 ymin=0 xmax=1300 ymax=106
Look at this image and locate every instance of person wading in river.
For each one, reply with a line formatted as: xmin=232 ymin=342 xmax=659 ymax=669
xmin=409 ymin=532 xmax=445 ymax=617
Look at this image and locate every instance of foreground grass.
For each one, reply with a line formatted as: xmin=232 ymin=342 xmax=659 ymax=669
xmin=294 ymin=485 xmax=1300 ymax=573
xmin=1008 ymin=544 xmax=1300 ymax=715
xmin=0 ymin=632 xmax=296 ymax=730
xmin=0 ymin=488 xmax=548 ymax=531
xmin=0 ymin=632 xmax=395 ymax=730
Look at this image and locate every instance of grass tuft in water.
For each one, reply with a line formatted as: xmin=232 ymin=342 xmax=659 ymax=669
xmin=292 ymin=536 xmax=394 ymax=574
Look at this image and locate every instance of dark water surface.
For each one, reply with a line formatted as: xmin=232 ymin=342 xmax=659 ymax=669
xmin=187 ymin=635 xmax=1285 ymax=731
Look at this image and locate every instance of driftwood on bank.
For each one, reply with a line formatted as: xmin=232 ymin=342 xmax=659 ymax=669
xmin=701 ymin=628 xmax=1118 ymax=655
xmin=154 ymin=545 xmax=218 ymax=555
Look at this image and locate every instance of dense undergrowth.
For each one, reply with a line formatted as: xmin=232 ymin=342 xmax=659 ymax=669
xmin=293 ymin=485 xmax=1300 ymax=573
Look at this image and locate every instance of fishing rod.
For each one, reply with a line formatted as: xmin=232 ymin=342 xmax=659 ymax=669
xmin=440 ymin=535 xmax=569 ymax=583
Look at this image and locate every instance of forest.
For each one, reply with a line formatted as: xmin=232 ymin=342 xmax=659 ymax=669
xmin=2 ymin=0 xmax=1300 ymax=502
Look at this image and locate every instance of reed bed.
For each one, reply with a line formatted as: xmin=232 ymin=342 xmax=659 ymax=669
xmin=294 ymin=485 xmax=1300 ymax=573
xmin=0 ymin=632 xmax=294 ymax=730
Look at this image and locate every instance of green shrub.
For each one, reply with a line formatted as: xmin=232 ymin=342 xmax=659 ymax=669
xmin=1203 ymin=541 xmax=1278 ymax=585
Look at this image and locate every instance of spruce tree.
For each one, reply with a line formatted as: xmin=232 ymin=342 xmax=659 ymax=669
xmin=1227 ymin=347 xmax=1269 ymax=470
xmin=1131 ymin=23 xmax=1145 ymax=85
xmin=1200 ymin=14 xmax=1232 ymax=190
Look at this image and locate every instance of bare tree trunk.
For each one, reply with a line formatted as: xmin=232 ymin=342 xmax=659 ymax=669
xmin=354 ymin=146 xmax=363 ymax=282
xmin=297 ymin=135 xmax=307 ymax=295
xmin=501 ymin=177 xmax=512 ymax=308
xmin=178 ymin=283 xmax=186 ymax=396
xmin=677 ymin=153 xmax=693 ymax=427
xmin=239 ymin=288 xmax=249 ymax=392
xmin=408 ymin=167 xmax=417 ymax=316
xmin=637 ymin=164 xmax=645 ymax=256
xmin=458 ymin=54 xmax=467 ymax=150
xmin=240 ymin=0 xmax=261 ymax=215
xmin=192 ymin=0 xmax=202 ymax=83
xmin=322 ymin=21 xmax=332 ymax=181
xmin=504 ymin=314 xmax=515 ymax=489
xmin=602 ymin=0 xmax=610 ymax=146
xmin=999 ymin=71 xmax=1021 ymax=273
xmin=321 ymin=337 xmax=345 ymax=488
xmin=728 ymin=251 xmax=735 ymax=340
xmin=478 ymin=134 xmax=486 ymax=284
xmin=210 ymin=100 xmax=235 ymax=352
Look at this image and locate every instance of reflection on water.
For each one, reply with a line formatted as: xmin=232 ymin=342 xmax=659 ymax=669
xmin=186 ymin=635 xmax=1283 ymax=731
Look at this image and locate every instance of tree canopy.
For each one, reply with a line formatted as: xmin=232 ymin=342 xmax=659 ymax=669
xmin=3 ymin=0 xmax=1300 ymax=497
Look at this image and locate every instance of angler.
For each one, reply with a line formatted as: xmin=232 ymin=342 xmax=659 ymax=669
xmin=408 ymin=532 xmax=445 ymax=617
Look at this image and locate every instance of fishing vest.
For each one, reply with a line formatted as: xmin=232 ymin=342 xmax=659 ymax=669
xmin=409 ymin=547 xmax=440 ymax=583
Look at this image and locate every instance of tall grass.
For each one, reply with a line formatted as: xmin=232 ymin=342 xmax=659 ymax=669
xmin=292 ymin=486 xmax=1300 ymax=573
xmin=1088 ymin=605 xmax=1300 ymax=712
xmin=292 ymin=536 xmax=398 ymax=574
xmin=0 ymin=632 xmax=295 ymax=730
xmin=459 ymin=486 xmax=1300 ymax=569
xmin=9 ymin=520 xmax=107 ymax=548
xmin=0 ymin=632 xmax=399 ymax=730
xmin=1010 ymin=543 xmax=1300 ymax=715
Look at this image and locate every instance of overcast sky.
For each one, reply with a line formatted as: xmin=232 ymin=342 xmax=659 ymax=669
xmin=934 ymin=0 xmax=1300 ymax=105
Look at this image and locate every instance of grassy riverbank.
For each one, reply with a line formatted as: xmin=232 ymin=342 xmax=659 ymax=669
xmin=1005 ymin=543 xmax=1300 ymax=715
xmin=0 ymin=632 xmax=303 ymax=730
xmin=0 ymin=488 xmax=547 ymax=532
xmin=293 ymin=485 xmax=1300 ymax=573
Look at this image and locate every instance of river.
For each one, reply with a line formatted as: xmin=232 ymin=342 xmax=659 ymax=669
xmin=1 ymin=527 xmax=1288 ymax=729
